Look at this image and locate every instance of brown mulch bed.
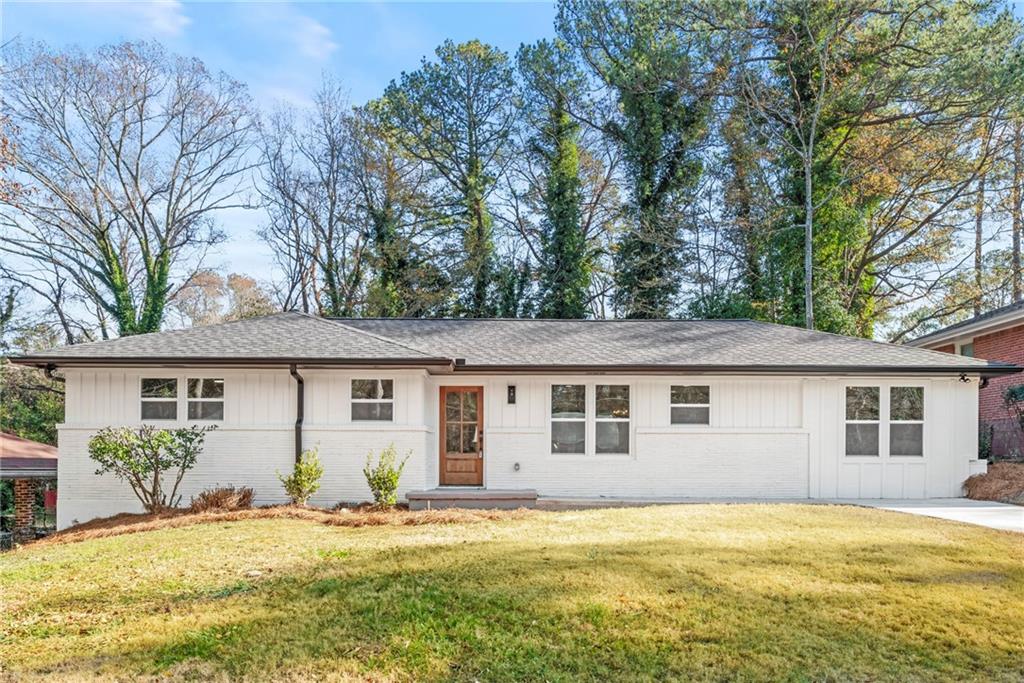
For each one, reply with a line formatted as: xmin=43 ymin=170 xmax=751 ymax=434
xmin=33 ymin=504 xmax=535 ymax=547
xmin=964 ymin=462 xmax=1024 ymax=504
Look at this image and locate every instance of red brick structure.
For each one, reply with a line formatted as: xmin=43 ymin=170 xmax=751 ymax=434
xmin=909 ymin=302 xmax=1024 ymax=457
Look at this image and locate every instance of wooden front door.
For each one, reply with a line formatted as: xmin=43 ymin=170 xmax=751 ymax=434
xmin=440 ymin=386 xmax=484 ymax=486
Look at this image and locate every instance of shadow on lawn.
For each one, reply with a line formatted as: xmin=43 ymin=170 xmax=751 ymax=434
xmin=27 ymin=534 xmax=1024 ymax=682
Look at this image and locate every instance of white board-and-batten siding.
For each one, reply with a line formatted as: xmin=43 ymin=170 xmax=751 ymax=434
xmin=55 ymin=368 xmax=980 ymax=528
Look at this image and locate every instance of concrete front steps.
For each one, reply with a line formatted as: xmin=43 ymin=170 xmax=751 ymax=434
xmin=406 ymin=488 xmax=538 ymax=510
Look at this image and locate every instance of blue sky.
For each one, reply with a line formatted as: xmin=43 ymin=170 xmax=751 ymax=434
xmin=1 ymin=1 xmax=557 ymax=278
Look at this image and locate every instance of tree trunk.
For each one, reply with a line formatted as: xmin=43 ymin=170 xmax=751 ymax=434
xmin=1012 ymin=120 xmax=1022 ymax=303
xmin=974 ymin=172 xmax=986 ymax=316
xmin=804 ymin=154 xmax=814 ymax=330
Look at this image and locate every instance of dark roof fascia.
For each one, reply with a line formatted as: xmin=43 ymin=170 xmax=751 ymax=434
xmin=451 ymin=363 xmax=1021 ymax=377
xmin=908 ymin=304 xmax=1024 ymax=347
xmin=8 ymin=356 xmax=455 ymax=369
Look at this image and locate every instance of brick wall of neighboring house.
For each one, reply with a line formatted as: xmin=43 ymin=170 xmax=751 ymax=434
xmin=932 ymin=343 xmax=955 ymax=354
xmin=974 ymin=325 xmax=1024 ymax=457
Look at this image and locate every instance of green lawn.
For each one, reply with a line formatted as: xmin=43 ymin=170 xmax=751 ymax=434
xmin=2 ymin=505 xmax=1023 ymax=682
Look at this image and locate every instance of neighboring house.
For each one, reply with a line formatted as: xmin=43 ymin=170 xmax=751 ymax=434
xmin=1 ymin=432 xmax=58 ymax=542
xmin=907 ymin=300 xmax=1024 ymax=457
xmin=11 ymin=313 xmax=1019 ymax=529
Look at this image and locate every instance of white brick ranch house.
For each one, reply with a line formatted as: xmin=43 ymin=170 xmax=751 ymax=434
xmin=11 ymin=313 xmax=1019 ymax=529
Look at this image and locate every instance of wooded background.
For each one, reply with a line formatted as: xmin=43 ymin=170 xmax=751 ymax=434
xmin=2 ymin=0 xmax=1024 ymax=442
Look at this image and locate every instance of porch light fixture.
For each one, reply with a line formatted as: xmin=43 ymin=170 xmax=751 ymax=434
xmin=507 ymin=384 xmax=517 ymax=404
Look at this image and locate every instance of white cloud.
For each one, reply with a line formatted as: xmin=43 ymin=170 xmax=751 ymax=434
xmin=241 ymin=3 xmax=338 ymax=63
xmin=292 ymin=13 xmax=337 ymax=61
xmin=132 ymin=0 xmax=191 ymax=38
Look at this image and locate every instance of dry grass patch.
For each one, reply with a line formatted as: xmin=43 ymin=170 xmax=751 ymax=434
xmin=2 ymin=504 xmax=1022 ymax=682
xmin=35 ymin=505 xmax=534 ymax=547
xmin=965 ymin=462 xmax=1024 ymax=504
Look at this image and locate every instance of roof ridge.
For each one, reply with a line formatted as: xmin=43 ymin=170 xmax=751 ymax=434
xmin=315 ymin=315 xmax=444 ymax=359
xmin=337 ymin=317 xmax=755 ymax=322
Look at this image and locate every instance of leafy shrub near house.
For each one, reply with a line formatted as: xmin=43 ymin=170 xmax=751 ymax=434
xmin=88 ymin=425 xmax=215 ymax=513
xmin=190 ymin=486 xmax=254 ymax=513
xmin=1003 ymin=385 xmax=1024 ymax=432
xmin=279 ymin=447 xmax=323 ymax=505
xmin=363 ymin=443 xmax=409 ymax=508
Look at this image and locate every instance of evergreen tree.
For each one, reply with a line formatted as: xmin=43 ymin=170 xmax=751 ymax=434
xmin=558 ymin=0 xmax=728 ymax=318
xmin=518 ymin=40 xmax=591 ymax=318
xmin=383 ymin=40 xmax=517 ymax=317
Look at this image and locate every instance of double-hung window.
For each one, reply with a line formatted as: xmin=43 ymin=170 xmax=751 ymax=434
xmin=845 ymin=385 xmax=924 ymax=457
xmin=141 ymin=378 xmax=178 ymax=420
xmin=845 ymin=386 xmax=880 ymax=456
xmin=351 ymin=379 xmax=394 ymax=421
xmin=889 ymin=386 xmax=924 ymax=456
xmin=595 ymin=385 xmax=630 ymax=454
xmin=187 ymin=378 xmax=224 ymax=421
xmin=551 ymin=384 xmax=586 ymax=453
xmin=550 ymin=384 xmax=631 ymax=455
xmin=670 ymin=385 xmax=710 ymax=425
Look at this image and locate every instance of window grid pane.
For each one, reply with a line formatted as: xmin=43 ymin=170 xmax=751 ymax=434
xmin=141 ymin=378 xmax=177 ymax=399
xmin=141 ymin=401 xmax=177 ymax=420
xmin=552 ymin=385 xmax=585 ymax=418
xmin=846 ymin=387 xmax=879 ymax=421
xmin=672 ymin=406 xmax=710 ymax=425
xmin=890 ymin=386 xmax=924 ymax=422
xmin=671 ymin=385 xmax=709 ymax=405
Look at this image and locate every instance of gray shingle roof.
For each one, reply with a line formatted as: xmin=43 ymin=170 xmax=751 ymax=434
xmin=14 ymin=312 xmax=445 ymax=365
xmin=12 ymin=313 xmax=1017 ymax=375
xmin=341 ymin=318 xmax=1013 ymax=374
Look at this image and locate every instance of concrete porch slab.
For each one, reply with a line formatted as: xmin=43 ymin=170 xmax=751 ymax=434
xmin=407 ymin=488 xmax=538 ymax=511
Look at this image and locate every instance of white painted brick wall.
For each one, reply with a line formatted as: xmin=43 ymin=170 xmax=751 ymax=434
xmin=54 ymin=367 xmax=981 ymax=527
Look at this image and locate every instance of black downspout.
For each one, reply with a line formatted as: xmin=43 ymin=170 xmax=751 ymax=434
xmin=289 ymin=364 xmax=304 ymax=463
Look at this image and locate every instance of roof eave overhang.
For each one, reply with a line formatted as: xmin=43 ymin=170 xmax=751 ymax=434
xmin=8 ymin=356 xmax=455 ymax=370
xmin=908 ymin=310 xmax=1024 ymax=348
xmin=0 ymin=468 xmax=58 ymax=479
xmin=450 ymin=363 xmax=1021 ymax=377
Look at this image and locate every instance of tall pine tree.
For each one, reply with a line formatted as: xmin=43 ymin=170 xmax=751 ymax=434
xmin=519 ymin=40 xmax=591 ymax=318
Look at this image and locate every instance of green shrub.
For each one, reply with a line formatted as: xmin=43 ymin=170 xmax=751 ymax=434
xmin=279 ymin=447 xmax=323 ymax=505
xmin=88 ymin=425 xmax=215 ymax=512
xmin=979 ymin=422 xmax=994 ymax=461
xmin=363 ymin=443 xmax=409 ymax=508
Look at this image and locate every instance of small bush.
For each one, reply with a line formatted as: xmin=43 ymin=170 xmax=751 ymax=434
xmin=190 ymin=486 xmax=254 ymax=513
xmin=363 ymin=443 xmax=409 ymax=508
xmin=279 ymin=447 xmax=323 ymax=505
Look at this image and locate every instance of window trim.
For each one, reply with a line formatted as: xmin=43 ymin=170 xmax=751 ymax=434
xmin=350 ymin=378 xmax=395 ymax=422
xmin=669 ymin=384 xmax=712 ymax=426
xmin=186 ymin=377 xmax=225 ymax=423
xmin=595 ymin=384 xmax=630 ymax=455
xmin=843 ymin=382 xmax=926 ymax=459
xmin=140 ymin=377 xmax=179 ymax=422
xmin=549 ymin=382 xmax=633 ymax=457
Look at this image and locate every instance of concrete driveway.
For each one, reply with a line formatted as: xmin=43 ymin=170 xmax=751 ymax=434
xmin=847 ymin=498 xmax=1024 ymax=533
